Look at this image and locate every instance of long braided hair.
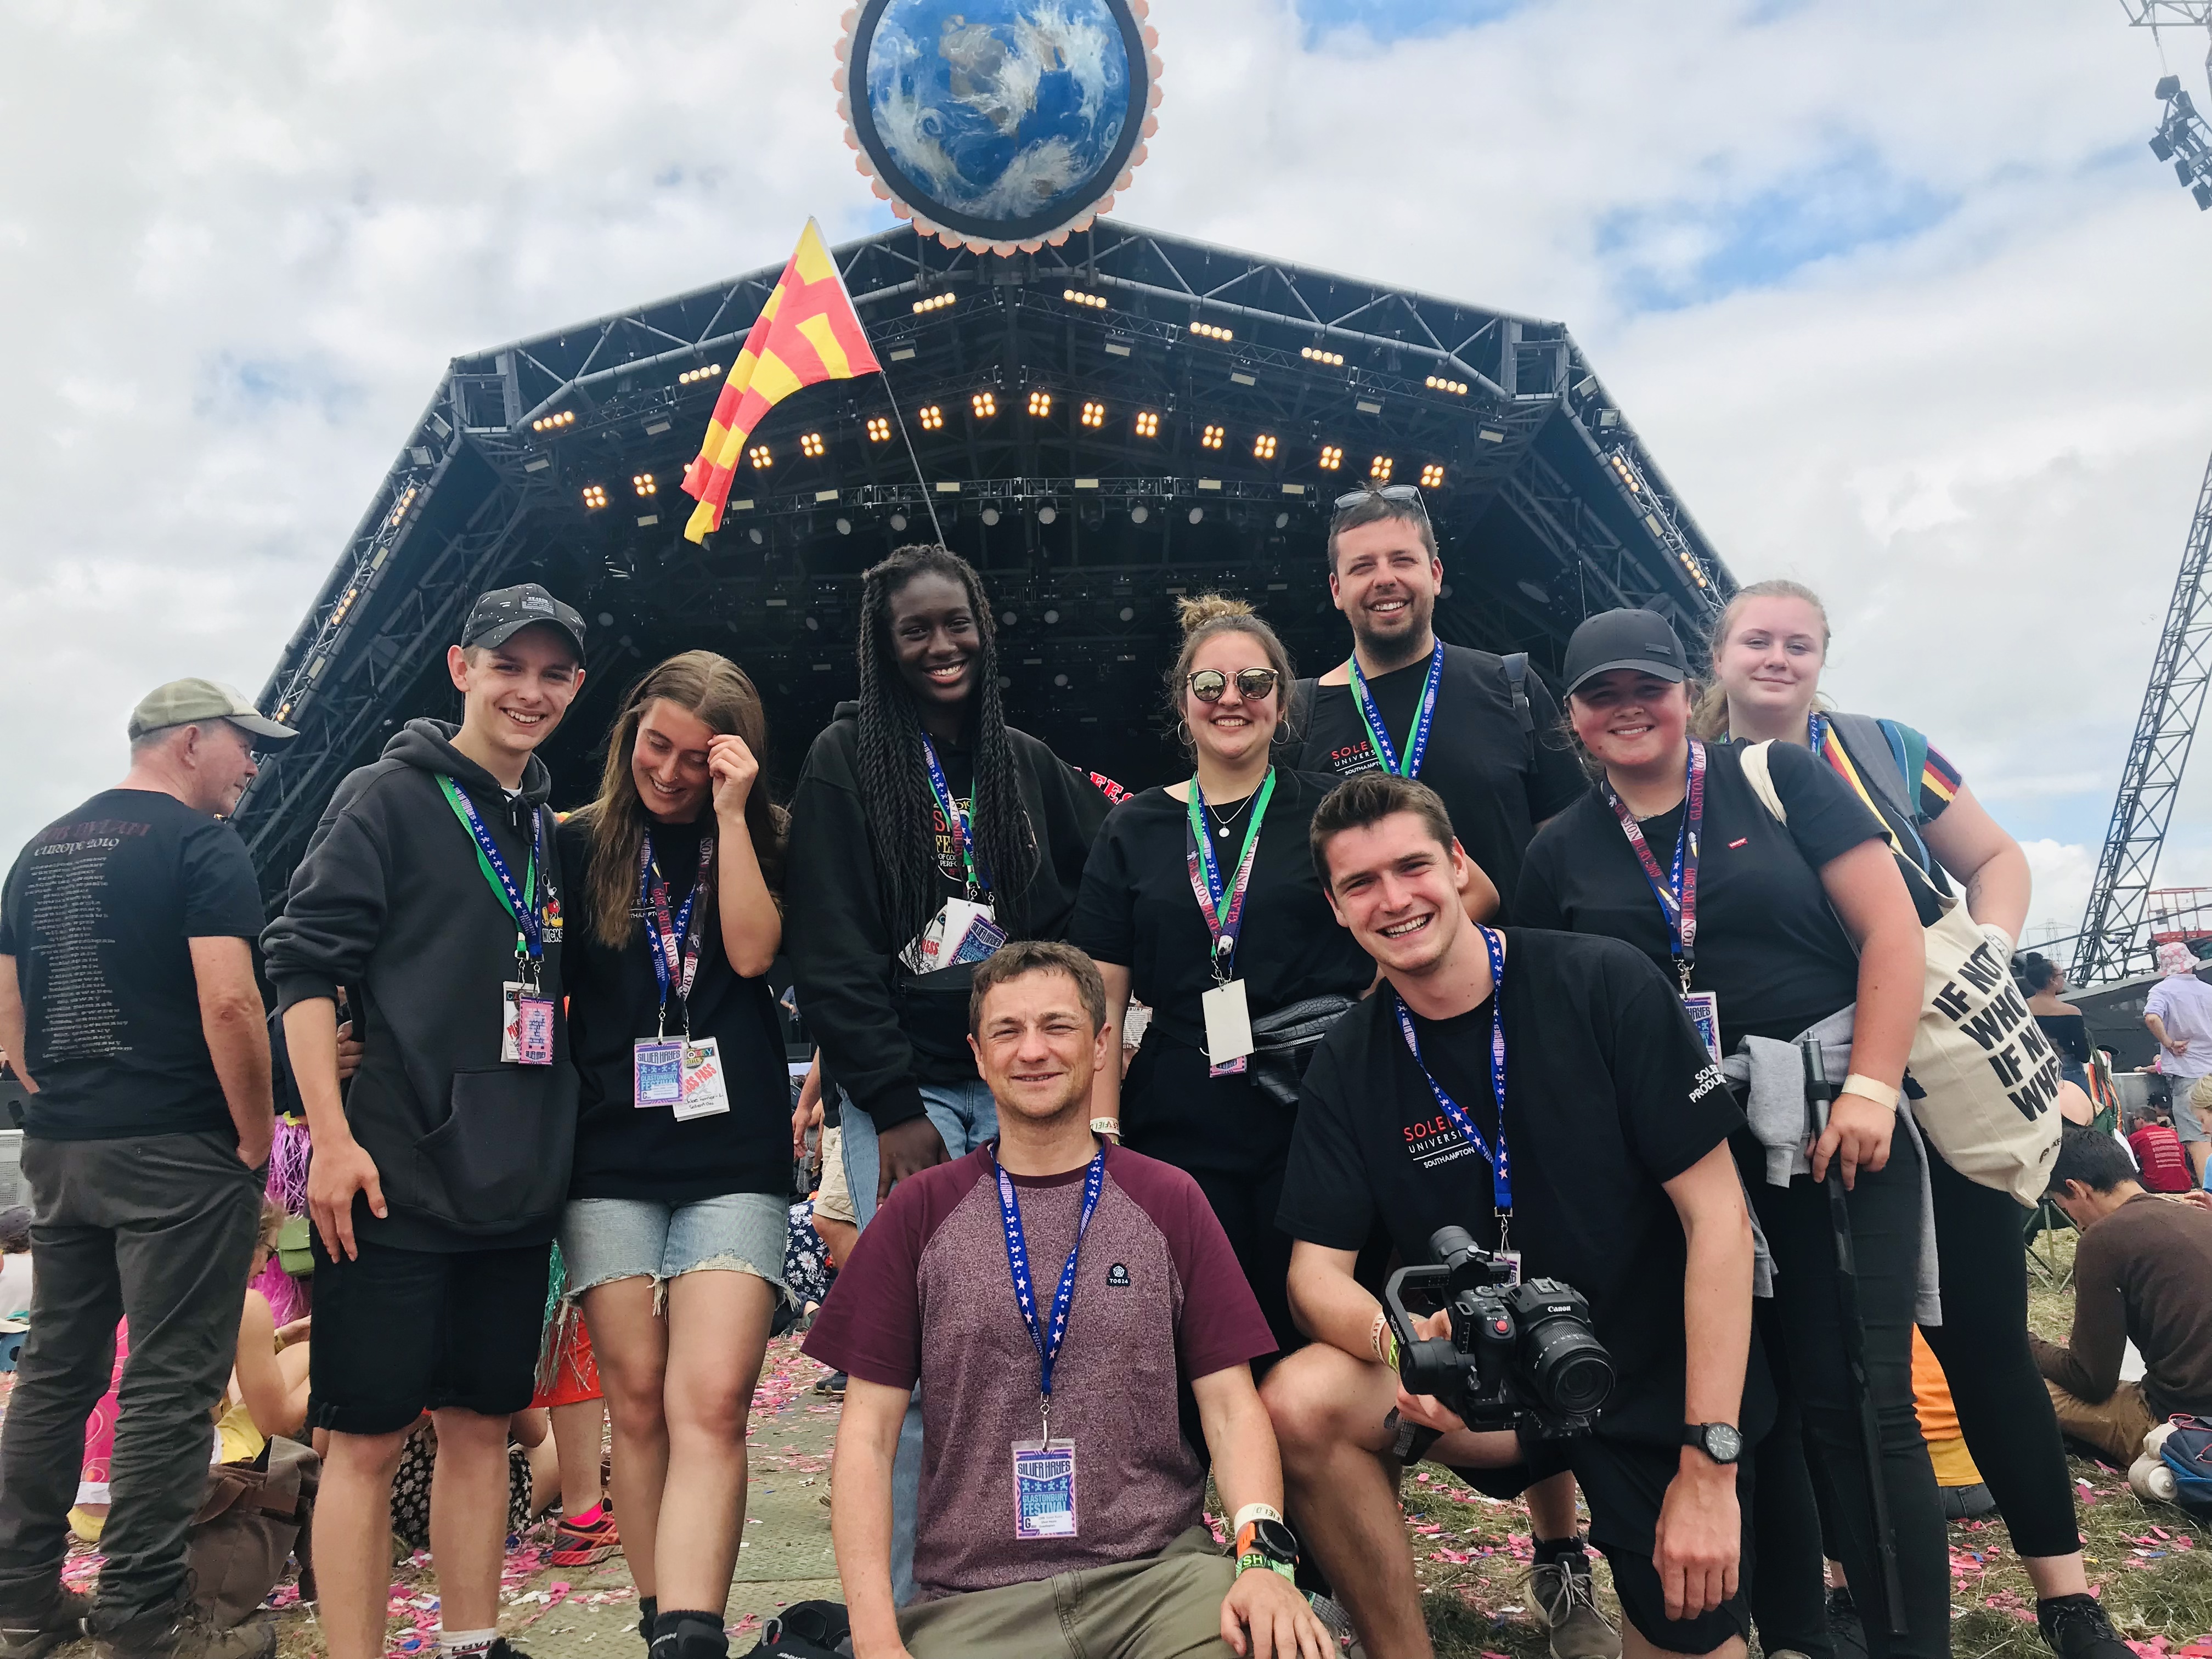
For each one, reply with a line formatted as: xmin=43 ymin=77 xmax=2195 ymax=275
xmin=855 ymin=546 xmax=1039 ymax=954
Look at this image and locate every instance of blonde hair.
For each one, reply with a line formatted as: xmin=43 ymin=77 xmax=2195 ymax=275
xmin=257 ymin=1199 xmax=287 ymax=1256
xmin=1165 ymin=595 xmax=1298 ymax=752
xmin=572 ymin=651 xmax=789 ymax=951
xmin=1691 ymin=578 xmax=1832 ymax=741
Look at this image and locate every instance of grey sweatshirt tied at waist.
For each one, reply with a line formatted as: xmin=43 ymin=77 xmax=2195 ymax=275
xmin=1722 ymin=1004 xmax=1942 ymax=1327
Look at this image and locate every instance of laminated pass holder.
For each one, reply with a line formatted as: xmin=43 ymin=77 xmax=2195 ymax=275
xmin=913 ymin=735 xmax=1008 ymax=970
xmin=1184 ymin=769 xmax=1278 ymax=1074
xmin=1605 ymin=740 xmax=1722 ymax=1063
xmin=632 ymin=831 xmax=730 ymax=1120
xmin=438 ymin=777 xmax=555 ymax=1067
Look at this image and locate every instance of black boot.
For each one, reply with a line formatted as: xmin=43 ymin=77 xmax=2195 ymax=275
xmin=2037 ymin=1594 xmax=2132 ymax=1659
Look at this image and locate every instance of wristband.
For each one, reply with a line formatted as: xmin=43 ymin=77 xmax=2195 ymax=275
xmin=1369 ymin=1310 xmax=1398 ymax=1369
xmin=1231 ymin=1503 xmax=1283 ymax=1532
xmin=1839 ymin=1075 xmax=1899 ymax=1112
xmin=1237 ymin=1551 xmax=1297 ymax=1583
xmin=1089 ymin=1118 xmax=1121 ymax=1138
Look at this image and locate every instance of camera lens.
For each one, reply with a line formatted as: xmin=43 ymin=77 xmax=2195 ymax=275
xmin=1522 ymin=1317 xmax=1615 ymax=1418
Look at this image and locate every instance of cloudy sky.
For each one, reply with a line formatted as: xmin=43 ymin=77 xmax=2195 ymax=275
xmin=4 ymin=0 xmax=2208 ymax=948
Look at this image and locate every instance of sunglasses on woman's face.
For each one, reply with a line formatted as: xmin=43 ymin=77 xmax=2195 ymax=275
xmin=1186 ymin=667 xmax=1281 ymax=703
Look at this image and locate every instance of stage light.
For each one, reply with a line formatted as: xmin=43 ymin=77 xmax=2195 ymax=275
xmin=1201 ymin=425 xmax=1224 ymax=450
xmin=2153 ymin=131 xmax=2177 ymax=161
xmin=982 ymin=507 xmax=1001 ymax=526
xmin=1370 ymin=456 xmax=1393 ymax=482
xmin=919 ymin=404 xmax=945 ymax=430
xmin=582 ymin=485 xmax=608 ymax=510
xmin=1119 ymin=605 xmax=1135 ymax=621
xmin=890 ymin=512 xmax=909 ymax=531
xmin=1188 ymin=507 xmax=1205 ymax=524
xmin=1253 ymin=433 xmax=1277 ymax=460
xmin=747 ymin=445 xmax=772 ymax=469
xmin=867 ymin=416 xmax=891 ymax=442
xmin=1081 ymin=400 xmax=1106 ymax=428
xmin=1044 ymin=608 xmax=1060 ymax=624
xmin=1131 ymin=504 xmax=1150 ymax=523
xmin=1420 ymin=463 xmax=1446 ymax=488
xmin=1274 ymin=512 xmax=1290 ymax=529
xmin=1063 ymin=289 xmax=1108 ymax=309
xmin=1318 ymin=445 xmax=1343 ymax=471
xmin=1028 ymin=390 xmax=1053 ymax=417
xmin=1424 ymin=375 xmax=1469 ymax=396
xmin=2159 ymin=73 xmax=2183 ymax=100
xmin=1038 ymin=505 xmax=1058 ymax=524
xmin=1190 ymin=320 xmax=1233 ymax=341
xmin=1606 ymin=452 xmax=1643 ymax=496
xmin=973 ymin=391 xmax=997 ymax=417
xmin=2197 ymin=181 xmax=2212 ymax=210
xmin=531 ymin=410 xmax=577 ymax=433
xmin=677 ymin=364 xmax=725 ymax=385
xmin=1301 ymin=345 xmax=1345 ymax=367
xmin=1135 ymin=410 xmax=1160 ymax=437
xmin=912 ymin=291 xmax=956 ymax=313
xmin=799 ymin=432 xmax=826 ymax=458
xmin=633 ymin=473 xmax=658 ymax=496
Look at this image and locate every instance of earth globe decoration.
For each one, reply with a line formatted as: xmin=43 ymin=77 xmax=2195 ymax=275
xmin=834 ymin=0 xmax=1165 ymax=256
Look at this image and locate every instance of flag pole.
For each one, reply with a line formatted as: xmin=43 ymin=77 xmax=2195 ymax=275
xmin=880 ymin=380 xmax=945 ymax=546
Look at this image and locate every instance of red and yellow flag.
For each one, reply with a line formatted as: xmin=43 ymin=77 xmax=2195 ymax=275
xmin=680 ymin=219 xmax=881 ymax=542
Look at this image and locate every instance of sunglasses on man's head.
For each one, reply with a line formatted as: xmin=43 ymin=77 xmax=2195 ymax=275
xmin=1332 ymin=484 xmax=1429 ymax=515
xmin=1186 ymin=667 xmax=1282 ymax=703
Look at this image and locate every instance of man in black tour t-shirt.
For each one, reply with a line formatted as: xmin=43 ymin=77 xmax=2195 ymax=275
xmin=1290 ymin=487 xmax=1586 ymax=923
xmin=1262 ymin=774 xmax=1768 ymax=1659
xmin=0 ymin=679 xmax=292 ymax=1659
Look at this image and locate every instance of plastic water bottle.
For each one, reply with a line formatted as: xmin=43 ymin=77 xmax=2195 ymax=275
xmin=2131 ymin=1422 xmax=2179 ymax=1504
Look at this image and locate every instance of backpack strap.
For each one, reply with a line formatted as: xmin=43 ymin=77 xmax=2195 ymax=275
xmin=1289 ymin=676 xmax=1319 ymax=744
xmin=1738 ymin=741 xmax=1787 ymax=823
xmin=1828 ymin=712 xmax=1936 ymax=874
xmin=1502 ymin=652 xmax=1535 ymax=754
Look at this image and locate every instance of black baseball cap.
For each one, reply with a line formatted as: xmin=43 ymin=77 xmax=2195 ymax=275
xmin=461 ymin=584 xmax=587 ymax=662
xmin=1561 ymin=608 xmax=1688 ymax=697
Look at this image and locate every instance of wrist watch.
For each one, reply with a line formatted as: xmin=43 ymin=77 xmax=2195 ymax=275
xmin=1681 ymin=1423 xmax=1743 ymax=1465
xmin=1234 ymin=1516 xmax=1299 ymax=1582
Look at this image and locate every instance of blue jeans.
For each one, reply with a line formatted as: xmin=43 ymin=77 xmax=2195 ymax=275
xmin=838 ymin=1079 xmax=999 ymax=1607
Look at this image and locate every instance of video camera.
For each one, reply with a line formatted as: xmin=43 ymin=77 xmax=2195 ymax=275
xmin=1383 ymin=1226 xmax=1615 ymax=1438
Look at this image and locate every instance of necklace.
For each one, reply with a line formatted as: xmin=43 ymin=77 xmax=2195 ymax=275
xmin=1203 ymin=791 xmax=1256 ymax=840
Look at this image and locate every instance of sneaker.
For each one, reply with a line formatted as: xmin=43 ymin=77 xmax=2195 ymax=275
xmin=647 ymin=1615 xmax=727 ymax=1659
xmin=89 ymin=1598 xmax=274 ymax=1659
xmin=486 ymin=1644 xmax=536 ymax=1659
xmin=1825 ymin=1585 xmax=1870 ymax=1659
xmin=0 ymin=1588 xmax=89 ymax=1659
xmin=2038 ymin=1594 xmax=2132 ymax=1659
xmin=547 ymin=1508 xmax=622 ymax=1567
xmin=814 ymin=1370 xmax=847 ymax=1398
xmin=1526 ymin=1553 xmax=1621 ymax=1659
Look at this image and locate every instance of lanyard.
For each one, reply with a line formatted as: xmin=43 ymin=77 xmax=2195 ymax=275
xmin=1348 ymin=640 xmax=1444 ymax=778
xmin=1184 ymin=768 xmax=1277 ymax=985
xmin=639 ymin=831 xmax=715 ymax=1034
xmin=1393 ymin=924 xmax=1513 ymax=1218
xmin=995 ymin=1146 xmax=1105 ymax=1437
xmin=438 ymin=776 xmax=542 ymax=972
xmin=922 ymin=735 xmax=986 ymax=900
xmin=1605 ymin=740 xmax=1705 ymax=994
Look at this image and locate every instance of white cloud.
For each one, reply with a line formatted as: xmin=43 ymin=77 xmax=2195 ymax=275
xmin=1 ymin=0 xmax=2207 ymax=958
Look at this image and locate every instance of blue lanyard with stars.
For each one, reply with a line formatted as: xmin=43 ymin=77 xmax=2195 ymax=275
xmin=995 ymin=1146 xmax=1105 ymax=1440
xmin=1349 ymin=639 xmax=1444 ymax=778
xmin=1393 ymin=924 xmax=1513 ymax=1220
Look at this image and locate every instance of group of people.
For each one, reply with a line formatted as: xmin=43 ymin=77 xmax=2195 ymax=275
xmin=0 ymin=483 xmax=2203 ymax=1659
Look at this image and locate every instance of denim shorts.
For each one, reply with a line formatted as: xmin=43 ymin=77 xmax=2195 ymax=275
xmin=560 ymin=1191 xmax=789 ymax=1299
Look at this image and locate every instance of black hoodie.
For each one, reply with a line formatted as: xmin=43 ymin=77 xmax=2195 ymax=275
xmin=261 ymin=719 xmax=578 ymax=1251
xmin=786 ymin=703 xmax=1110 ymax=1134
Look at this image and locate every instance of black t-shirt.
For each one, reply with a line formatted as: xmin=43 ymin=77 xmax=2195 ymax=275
xmin=1070 ymin=768 xmax=1374 ymax=1173
xmin=1514 ymin=742 xmax=1887 ymax=1054
xmin=1277 ymin=927 xmax=1769 ymax=1444
xmin=0 ymin=789 xmax=267 ymax=1141
xmin=1294 ymin=644 xmax=1587 ymax=922
xmin=560 ymin=814 xmax=790 ymax=1203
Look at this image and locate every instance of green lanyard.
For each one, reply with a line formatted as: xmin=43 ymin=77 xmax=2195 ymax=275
xmin=437 ymin=775 xmax=540 ymax=962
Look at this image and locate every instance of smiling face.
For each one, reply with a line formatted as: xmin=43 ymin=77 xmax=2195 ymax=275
xmin=630 ymin=697 xmax=716 ymax=823
xmin=888 ymin=570 xmax=981 ymax=712
xmin=1712 ymin=594 xmax=1827 ymax=726
xmin=1322 ymin=810 xmax=1473 ymax=981
xmin=1329 ymin=516 xmax=1442 ymax=657
xmin=1182 ymin=628 xmax=1282 ymax=771
xmin=968 ymin=967 xmax=1109 ymax=1128
xmin=1567 ymin=670 xmax=1691 ymax=774
xmin=447 ymin=623 xmax=583 ymax=768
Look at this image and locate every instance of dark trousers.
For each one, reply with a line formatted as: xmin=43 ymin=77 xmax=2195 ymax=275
xmin=1747 ymin=1130 xmax=1951 ymax=1659
xmin=0 ymin=1131 xmax=261 ymax=1622
xmin=1917 ymin=1144 xmax=2080 ymax=1560
xmin=1188 ymin=1160 xmax=1297 ymax=1363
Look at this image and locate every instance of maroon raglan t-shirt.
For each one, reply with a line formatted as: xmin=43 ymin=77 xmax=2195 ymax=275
xmin=802 ymin=1142 xmax=1276 ymax=1601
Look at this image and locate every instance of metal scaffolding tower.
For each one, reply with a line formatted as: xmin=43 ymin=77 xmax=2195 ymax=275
xmin=2072 ymin=451 xmax=2212 ymax=983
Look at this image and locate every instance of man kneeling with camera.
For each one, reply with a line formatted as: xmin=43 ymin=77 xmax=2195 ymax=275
xmin=1263 ymin=775 xmax=1768 ymax=1659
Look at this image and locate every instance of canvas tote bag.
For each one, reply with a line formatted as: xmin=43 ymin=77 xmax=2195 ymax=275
xmin=1739 ymin=740 xmax=2062 ymax=1205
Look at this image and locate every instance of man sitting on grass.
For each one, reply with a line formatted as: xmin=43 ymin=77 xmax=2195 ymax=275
xmin=2033 ymin=1123 xmax=2212 ymax=1464
xmin=803 ymin=940 xmax=1330 ymax=1659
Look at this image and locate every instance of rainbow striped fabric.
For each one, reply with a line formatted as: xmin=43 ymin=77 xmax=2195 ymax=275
xmin=680 ymin=219 xmax=881 ymax=543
